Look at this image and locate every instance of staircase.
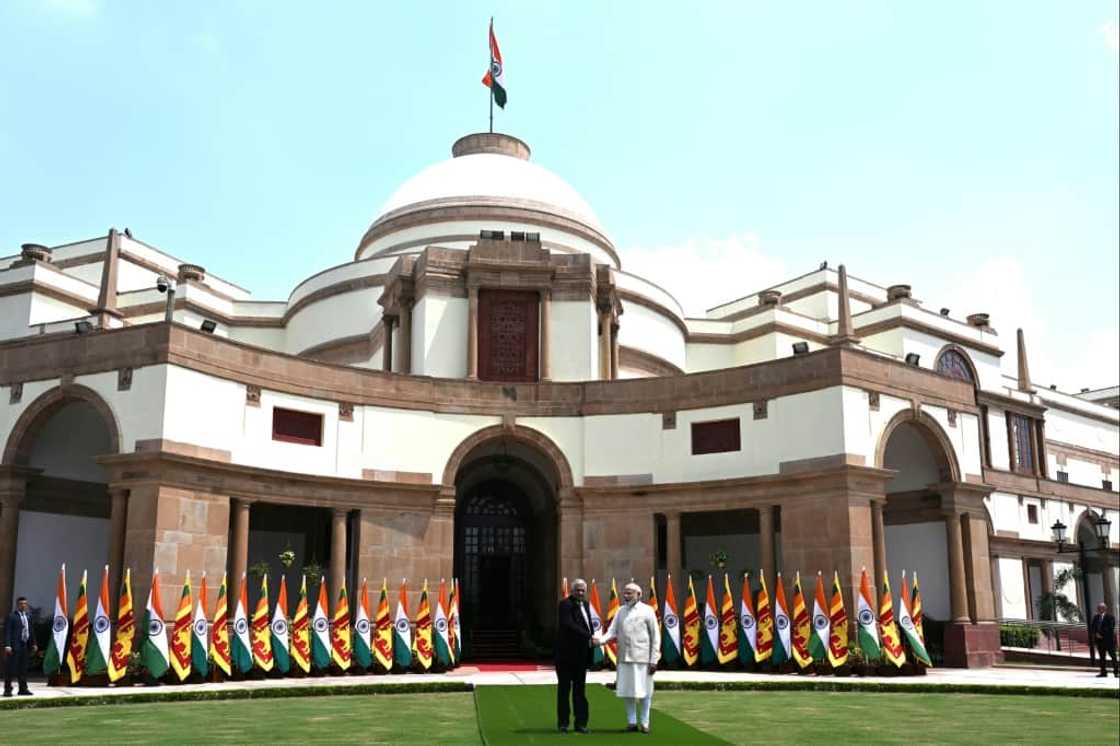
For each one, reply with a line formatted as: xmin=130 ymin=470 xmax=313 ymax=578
xmin=469 ymin=629 xmax=522 ymax=661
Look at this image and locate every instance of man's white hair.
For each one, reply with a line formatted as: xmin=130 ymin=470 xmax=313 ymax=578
xmin=571 ymin=578 xmax=588 ymax=590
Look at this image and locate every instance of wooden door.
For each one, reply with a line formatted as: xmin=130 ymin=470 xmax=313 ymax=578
xmin=478 ymin=289 xmax=539 ymax=382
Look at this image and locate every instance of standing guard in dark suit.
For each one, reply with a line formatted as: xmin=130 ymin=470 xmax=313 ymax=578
xmin=555 ymin=578 xmax=595 ymax=733
xmin=4 ymin=596 xmax=37 ymax=697
xmin=1089 ymin=602 xmax=1118 ymax=677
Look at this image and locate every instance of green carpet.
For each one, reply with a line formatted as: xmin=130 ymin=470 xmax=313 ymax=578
xmin=474 ymin=685 xmax=728 ymax=745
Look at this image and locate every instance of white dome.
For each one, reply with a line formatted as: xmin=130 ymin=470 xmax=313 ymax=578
xmin=375 ymin=152 xmax=604 ymax=233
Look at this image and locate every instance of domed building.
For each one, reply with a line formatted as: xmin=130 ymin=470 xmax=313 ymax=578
xmin=0 ymin=133 xmax=1116 ymax=667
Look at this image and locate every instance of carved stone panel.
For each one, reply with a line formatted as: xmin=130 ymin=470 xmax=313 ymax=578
xmin=478 ymin=289 xmax=539 ymax=383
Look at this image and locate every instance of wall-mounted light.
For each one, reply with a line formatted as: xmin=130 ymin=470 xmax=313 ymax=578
xmin=74 ymin=320 xmax=93 ymax=335
xmin=792 ymin=342 xmax=809 ymax=355
xmin=905 ymin=353 xmax=921 ymax=366
xmin=200 ymin=319 xmax=217 ymax=334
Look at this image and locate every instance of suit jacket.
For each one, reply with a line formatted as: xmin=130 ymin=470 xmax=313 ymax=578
xmin=1090 ymin=612 xmax=1116 ymax=648
xmin=555 ymin=596 xmax=594 ymax=668
xmin=4 ymin=610 xmax=33 ymax=650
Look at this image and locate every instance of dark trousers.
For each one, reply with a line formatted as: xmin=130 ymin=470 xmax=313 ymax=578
xmin=556 ymin=664 xmax=588 ymax=728
xmin=1095 ymin=641 xmax=1118 ymax=675
xmin=4 ymin=647 xmax=30 ymax=693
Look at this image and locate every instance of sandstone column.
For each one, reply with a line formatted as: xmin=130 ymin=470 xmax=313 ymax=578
xmin=871 ymin=500 xmax=887 ymax=593
xmin=382 ymin=317 xmax=395 ymax=372
xmin=0 ymin=473 xmax=29 ymax=620
xmin=229 ymin=498 xmax=251 ymax=588
xmin=1040 ymin=559 xmax=1054 ymax=620
xmin=467 ymin=287 xmax=479 ymax=379
xmin=395 ymin=302 xmax=413 ymax=375
xmin=610 ymin=321 xmax=620 ymax=380
xmin=331 ymin=508 xmax=349 ymax=602
xmin=758 ymin=505 xmax=776 ymax=587
xmin=665 ymin=511 xmax=682 ymax=589
xmin=945 ymin=511 xmax=970 ymax=623
xmin=598 ymin=311 xmax=611 ymax=379
xmin=1103 ymin=564 xmax=1118 ymax=617
xmin=558 ymin=490 xmax=584 ymax=582
xmin=107 ymin=487 xmax=129 ymax=609
xmin=539 ymin=289 xmax=551 ymax=381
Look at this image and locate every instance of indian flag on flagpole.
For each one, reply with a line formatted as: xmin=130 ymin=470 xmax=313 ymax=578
xmin=85 ymin=566 xmax=112 ymax=676
xmin=771 ymin=573 xmax=792 ymax=666
xmin=481 ymin=19 xmax=507 ymax=108
xmin=588 ymin=579 xmax=605 ymax=668
xmin=450 ymin=578 xmax=462 ymax=665
xmin=393 ymin=579 xmax=412 ymax=671
xmin=434 ymin=579 xmax=452 ymax=668
xmin=737 ymin=572 xmax=757 ymax=665
xmin=66 ymin=569 xmax=89 ymax=683
xmin=899 ymin=572 xmax=932 ymax=667
xmin=108 ymin=568 xmax=135 ymax=683
xmin=43 ymin=564 xmax=68 ymax=677
xmin=210 ymin=573 xmax=233 ymax=677
xmin=660 ymin=574 xmax=681 ymax=666
xmin=700 ymin=575 xmax=720 ymax=666
xmin=290 ymin=575 xmax=311 ymax=674
xmin=754 ymin=572 xmax=773 ymax=663
xmin=169 ymin=571 xmax=193 ymax=681
xmin=808 ymin=572 xmax=830 ymax=663
xmin=311 ymin=577 xmax=331 ymax=671
xmin=827 ymin=571 xmax=849 ymax=667
xmin=856 ymin=568 xmax=881 ymax=660
xmin=140 ymin=569 xmax=169 ymax=679
xmin=353 ymin=578 xmax=373 ymax=671
xmin=271 ymin=576 xmax=291 ymax=674
xmin=232 ymin=573 xmax=253 ymax=674
xmin=191 ymin=573 xmax=209 ymax=678
xmin=250 ymin=574 xmax=274 ymax=672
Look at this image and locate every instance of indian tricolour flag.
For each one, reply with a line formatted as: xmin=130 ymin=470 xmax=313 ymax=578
xmin=232 ymin=573 xmax=253 ymax=674
xmin=771 ymin=573 xmax=792 ymax=666
xmin=899 ymin=572 xmax=932 ymax=667
xmin=856 ymin=568 xmax=881 ymax=660
xmin=393 ymin=579 xmax=412 ymax=671
xmin=661 ymin=574 xmax=681 ymax=666
xmin=42 ymin=564 xmax=68 ymax=677
xmin=191 ymin=573 xmax=209 ymax=678
xmin=271 ymin=576 xmax=291 ymax=674
xmin=700 ymin=575 xmax=719 ymax=666
xmin=588 ymin=579 xmax=605 ymax=668
xmin=481 ymin=20 xmax=507 ymax=108
xmin=434 ymin=579 xmax=453 ymax=669
xmin=808 ymin=572 xmax=830 ymax=663
xmin=311 ymin=578 xmax=331 ymax=670
xmin=352 ymin=578 xmax=372 ymax=671
xmin=737 ymin=573 xmax=757 ymax=665
xmin=85 ymin=565 xmax=112 ymax=676
xmin=140 ymin=569 xmax=170 ymax=679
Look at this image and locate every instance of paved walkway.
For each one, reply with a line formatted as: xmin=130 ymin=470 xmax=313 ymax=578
xmin=11 ymin=664 xmax=1118 ymax=701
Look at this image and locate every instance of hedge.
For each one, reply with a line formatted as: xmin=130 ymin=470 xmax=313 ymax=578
xmin=650 ymin=679 xmax=1117 ymax=699
xmin=999 ymin=624 xmax=1041 ymax=649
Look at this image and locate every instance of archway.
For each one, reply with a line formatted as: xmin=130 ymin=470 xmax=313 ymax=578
xmin=449 ymin=427 xmax=563 ymax=660
xmin=3 ymin=386 xmax=120 ymax=617
xmin=1075 ymin=510 xmax=1110 ymax=617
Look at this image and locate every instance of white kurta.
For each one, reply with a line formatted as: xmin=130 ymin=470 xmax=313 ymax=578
xmin=615 ymin=661 xmax=654 ymax=698
xmin=598 ymin=602 xmax=660 ymax=699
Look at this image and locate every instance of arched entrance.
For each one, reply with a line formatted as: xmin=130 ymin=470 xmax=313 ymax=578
xmin=1 ymin=385 xmax=121 ymax=618
xmin=448 ymin=427 xmax=565 ymax=660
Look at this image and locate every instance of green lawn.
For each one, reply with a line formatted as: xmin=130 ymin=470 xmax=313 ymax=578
xmin=0 ymin=688 xmax=1116 ymax=745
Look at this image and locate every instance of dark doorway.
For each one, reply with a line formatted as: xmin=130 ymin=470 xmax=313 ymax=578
xmin=458 ymin=484 xmax=529 ymax=633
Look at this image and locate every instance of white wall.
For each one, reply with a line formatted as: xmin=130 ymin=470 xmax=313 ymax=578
xmin=413 ymin=295 xmax=468 ymax=378
xmin=884 ymin=522 xmax=951 ymax=620
xmin=998 ymin=556 xmax=1028 ymax=619
xmin=551 ymin=300 xmax=597 ymax=381
xmin=13 ymin=512 xmax=109 ymax=613
xmin=617 ymin=302 xmax=686 ymax=372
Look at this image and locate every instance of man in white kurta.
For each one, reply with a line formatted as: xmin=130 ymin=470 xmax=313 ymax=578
xmin=595 ymin=582 xmax=661 ymax=733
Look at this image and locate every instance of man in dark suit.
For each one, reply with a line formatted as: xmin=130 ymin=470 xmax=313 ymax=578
xmin=555 ymin=578 xmax=594 ymax=733
xmin=4 ymin=596 xmax=37 ymax=697
xmin=1089 ymin=602 xmax=1118 ymax=677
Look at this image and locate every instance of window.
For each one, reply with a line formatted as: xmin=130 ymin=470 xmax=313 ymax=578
xmin=1105 ymin=479 xmax=1114 ymax=492
xmin=691 ymin=418 xmax=741 ymax=455
xmin=935 ymin=348 xmax=976 ymax=384
xmin=1027 ymin=504 xmax=1038 ymax=524
xmin=1007 ymin=413 xmax=1035 ymax=474
xmin=1056 ymin=470 xmax=1069 ymax=483
xmin=980 ymin=405 xmax=992 ymax=467
xmin=272 ymin=407 xmax=323 ymax=446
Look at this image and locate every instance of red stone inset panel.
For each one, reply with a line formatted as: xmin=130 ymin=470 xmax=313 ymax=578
xmin=691 ymin=418 xmax=741 ymax=455
xmin=272 ymin=407 xmax=323 ymax=446
xmin=478 ymin=289 xmax=539 ymax=383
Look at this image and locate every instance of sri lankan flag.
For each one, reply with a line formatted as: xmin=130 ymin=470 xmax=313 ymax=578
xmin=250 ymin=574 xmax=274 ymax=672
xmin=43 ymin=564 xmax=68 ymax=677
xmin=85 ymin=566 xmax=112 ymax=676
xmin=373 ymin=578 xmax=393 ymax=672
xmin=660 ymin=575 xmax=682 ymax=666
xmin=899 ymin=572 xmax=931 ymax=667
xmin=856 ymin=568 xmax=881 ymax=660
xmin=481 ymin=19 xmax=507 ymax=108
xmin=911 ymin=572 xmax=925 ymax=644
xmin=790 ymin=572 xmax=813 ymax=669
xmin=738 ymin=573 xmax=757 ymax=664
xmin=232 ymin=573 xmax=253 ymax=674
xmin=393 ymin=579 xmax=412 ymax=671
xmin=271 ymin=576 xmax=291 ymax=674
xmin=808 ymin=572 xmax=830 ymax=663
xmin=717 ymin=574 xmax=737 ymax=664
xmin=108 ymin=567 xmax=135 ymax=682
xmin=65 ymin=569 xmax=89 ymax=683
xmin=827 ymin=571 xmax=849 ymax=667
xmin=681 ymin=576 xmax=701 ymax=667
xmin=170 ymin=571 xmax=193 ymax=681
xmin=353 ymin=578 xmax=373 ymax=671
xmin=331 ymin=581 xmax=352 ymax=671
xmin=755 ymin=572 xmax=773 ymax=663
xmin=290 ymin=575 xmax=312 ymax=674
xmin=413 ymin=580 xmax=434 ymax=671
xmin=140 ymin=569 xmax=170 ymax=679
xmin=588 ymin=580 xmax=605 ymax=668
xmin=604 ymin=579 xmax=620 ymax=668
xmin=879 ymin=571 xmax=906 ymax=667
xmin=311 ymin=578 xmax=331 ymax=671
xmin=450 ymin=578 xmax=462 ymax=664
xmin=191 ymin=573 xmax=209 ymax=678
xmin=771 ymin=573 xmax=792 ymax=666
xmin=434 ymin=579 xmax=453 ymax=668
xmin=648 ymin=576 xmax=660 ymax=627
xmin=209 ymin=573 xmax=232 ymax=677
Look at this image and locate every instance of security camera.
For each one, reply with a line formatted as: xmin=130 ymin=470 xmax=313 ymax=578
xmin=156 ymin=275 xmax=170 ymax=293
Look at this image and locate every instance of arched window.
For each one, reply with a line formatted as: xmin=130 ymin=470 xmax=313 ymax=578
xmin=935 ymin=348 xmax=976 ymax=385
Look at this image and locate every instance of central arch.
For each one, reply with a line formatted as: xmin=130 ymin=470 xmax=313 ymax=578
xmin=446 ymin=425 xmax=568 ymax=660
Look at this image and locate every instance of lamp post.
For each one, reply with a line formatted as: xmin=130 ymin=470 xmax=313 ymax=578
xmin=1052 ymin=515 xmax=1112 ymax=663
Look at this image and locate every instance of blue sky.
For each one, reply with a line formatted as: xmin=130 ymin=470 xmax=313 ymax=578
xmin=1 ymin=1 xmax=1117 ymax=388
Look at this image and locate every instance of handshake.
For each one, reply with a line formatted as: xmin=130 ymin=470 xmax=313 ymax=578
xmin=588 ymin=633 xmax=604 ymax=648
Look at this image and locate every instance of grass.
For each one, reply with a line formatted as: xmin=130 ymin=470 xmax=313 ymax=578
xmin=2 ymin=687 xmax=1116 ymax=745
xmin=657 ymin=690 xmax=1120 ymax=745
xmin=0 ymin=692 xmax=480 ymax=744
xmin=474 ymin=684 xmax=727 ymax=745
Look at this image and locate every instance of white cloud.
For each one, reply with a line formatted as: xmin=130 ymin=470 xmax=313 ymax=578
xmin=1102 ymin=21 xmax=1119 ymax=53
xmin=41 ymin=0 xmax=98 ymax=16
xmin=931 ymin=256 xmax=1118 ymax=391
xmin=621 ymin=232 xmax=787 ymax=318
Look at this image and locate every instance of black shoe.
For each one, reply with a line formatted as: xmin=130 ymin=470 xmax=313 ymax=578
xmin=575 ymin=726 xmax=590 ymax=734
xmin=2 ymin=692 xmax=11 ymax=698
xmin=558 ymin=726 xmax=569 ymax=734
xmin=1097 ymin=673 xmax=1108 ymax=677
xmin=17 ymin=690 xmax=31 ymax=696
xmin=627 ymin=725 xmax=639 ymax=732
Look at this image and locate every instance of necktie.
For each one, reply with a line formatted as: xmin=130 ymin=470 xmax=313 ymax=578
xmin=21 ymin=612 xmax=28 ymax=643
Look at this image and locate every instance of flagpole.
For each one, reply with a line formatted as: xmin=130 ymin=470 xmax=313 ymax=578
xmin=488 ymin=17 xmax=494 ymax=133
